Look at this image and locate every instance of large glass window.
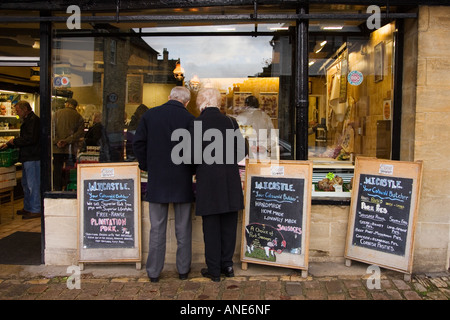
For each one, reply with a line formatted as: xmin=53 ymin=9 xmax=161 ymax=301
xmin=51 ymin=24 xmax=294 ymax=191
xmin=50 ymin=11 xmax=399 ymax=195
xmin=308 ymin=21 xmax=397 ymax=197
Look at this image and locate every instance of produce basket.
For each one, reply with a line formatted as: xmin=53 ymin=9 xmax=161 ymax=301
xmin=0 ymin=149 xmax=19 ymax=167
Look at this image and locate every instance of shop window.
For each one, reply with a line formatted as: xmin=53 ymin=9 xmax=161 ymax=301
xmin=51 ymin=24 xmax=294 ymax=191
xmin=309 ymin=22 xmax=397 ymax=198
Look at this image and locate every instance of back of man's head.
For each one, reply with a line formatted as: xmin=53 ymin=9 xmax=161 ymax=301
xmin=169 ymin=86 xmax=191 ymax=105
xmin=66 ymin=98 xmax=78 ymax=108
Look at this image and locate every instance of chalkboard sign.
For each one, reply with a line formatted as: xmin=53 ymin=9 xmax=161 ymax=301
xmin=83 ymin=179 xmax=135 ymax=249
xmin=241 ymin=160 xmax=312 ymax=276
xmin=78 ymin=163 xmax=141 ymax=269
xmin=345 ymin=157 xmax=423 ymax=276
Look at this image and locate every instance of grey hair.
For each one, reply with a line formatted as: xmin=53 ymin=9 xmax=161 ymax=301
xmin=196 ymin=88 xmax=221 ymax=112
xmin=14 ymin=100 xmax=32 ymax=111
xmin=169 ymin=86 xmax=191 ymax=105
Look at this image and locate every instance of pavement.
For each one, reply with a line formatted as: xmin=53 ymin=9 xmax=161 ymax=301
xmin=0 ymin=261 xmax=449 ymax=305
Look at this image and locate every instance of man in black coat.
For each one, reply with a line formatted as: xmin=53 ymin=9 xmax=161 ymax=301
xmin=189 ymin=88 xmax=247 ymax=282
xmin=1 ymin=100 xmax=41 ymax=219
xmin=133 ymin=86 xmax=194 ymax=282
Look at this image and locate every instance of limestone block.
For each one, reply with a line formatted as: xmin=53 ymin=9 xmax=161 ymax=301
xmin=418 ymin=28 xmax=450 ymax=59
xmin=45 ymin=248 xmax=77 ymax=266
xmin=417 ymin=195 xmax=450 ymax=223
xmin=418 ymin=6 xmax=429 ymax=32
xmin=331 ymin=206 xmax=350 ymax=222
xmin=310 ymin=205 xmax=332 ymax=222
xmin=416 ymin=86 xmax=450 ymax=113
xmin=309 ymin=222 xmax=330 ymax=253
xmin=426 ymin=58 xmax=450 ymax=85
xmin=427 ymin=6 xmax=450 ymax=30
xmin=413 ymin=248 xmax=448 ymax=273
xmin=44 ymin=198 xmax=77 ymax=217
xmin=44 ymin=215 xmax=77 ymax=249
xmin=415 ymin=222 xmax=450 ymax=249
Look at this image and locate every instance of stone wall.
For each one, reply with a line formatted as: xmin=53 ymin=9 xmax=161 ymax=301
xmin=44 ymin=198 xmax=350 ymax=268
xmin=412 ymin=6 xmax=450 ymax=272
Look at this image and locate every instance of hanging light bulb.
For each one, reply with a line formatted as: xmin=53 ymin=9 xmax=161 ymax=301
xmin=173 ymin=59 xmax=185 ymax=82
xmin=190 ymin=74 xmax=200 ymax=90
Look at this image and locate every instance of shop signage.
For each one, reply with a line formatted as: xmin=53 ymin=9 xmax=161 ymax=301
xmin=348 ymin=70 xmax=364 ymax=86
xmin=345 ymin=157 xmax=423 ymax=278
xmin=53 ymin=76 xmax=70 ymax=87
xmin=241 ymin=160 xmax=312 ymax=277
xmin=77 ymin=162 xmax=141 ymax=270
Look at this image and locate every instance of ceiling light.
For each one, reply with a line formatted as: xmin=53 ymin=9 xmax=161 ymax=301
xmin=269 ymin=27 xmax=289 ymax=31
xmin=321 ymin=25 xmax=344 ymax=30
xmin=217 ymin=27 xmax=236 ymax=31
xmin=314 ymin=40 xmax=327 ymax=53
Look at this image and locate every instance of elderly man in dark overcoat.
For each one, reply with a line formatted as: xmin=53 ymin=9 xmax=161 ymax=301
xmin=133 ymin=86 xmax=194 ymax=282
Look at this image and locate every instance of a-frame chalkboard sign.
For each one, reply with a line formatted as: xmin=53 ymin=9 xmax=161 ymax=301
xmin=77 ymin=162 xmax=142 ymax=270
xmin=344 ymin=157 xmax=423 ymax=281
xmin=241 ymin=160 xmax=313 ymax=277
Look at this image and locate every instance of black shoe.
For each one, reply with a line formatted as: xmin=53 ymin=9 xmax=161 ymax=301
xmin=179 ymin=271 xmax=189 ymax=280
xmin=22 ymin=212 xmax=41 ymax=220
xmin=221 ymin=266 xmax=234 ymax=277
xmin=149 ymin=277 xmax=159 ymax=283
xmin=201 ymin=268 xmax=220 ymax=282
xmin=16 ymin=209 xmax=29 ymax=216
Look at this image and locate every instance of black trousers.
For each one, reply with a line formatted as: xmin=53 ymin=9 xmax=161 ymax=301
xmin=53 ymin=153 xmax=76 ymax=191
xmin=201 ymin=211 xmax=238 ymax=277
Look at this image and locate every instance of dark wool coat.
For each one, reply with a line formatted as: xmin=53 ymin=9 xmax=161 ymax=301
xmin=133 ymin=100 xmax=195 ymax=203
xmin=189 ymin=107 xmax=246 ymax=216
xmin=12 ymin=111 xmax=40 ymax=162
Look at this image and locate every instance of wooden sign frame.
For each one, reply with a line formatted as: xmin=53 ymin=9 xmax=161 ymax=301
xmin=241 ymin=160 xmax=313 ymax=277
xmin=77 ymin=162 xmax=141 ymax=270
xmin=344 ymin=157 xmax=423 ymax=279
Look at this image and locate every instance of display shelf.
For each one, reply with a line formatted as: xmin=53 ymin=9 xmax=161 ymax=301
xmin=0 ymin=129 xmax=19 ymax=133
xmin=311 ymin=157 xmax=354 ymax=199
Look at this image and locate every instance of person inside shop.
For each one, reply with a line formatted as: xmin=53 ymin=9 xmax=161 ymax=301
xmin=84 ymin=111 xmax=103 ymax=147
xmin=188 ymin=88 xmax=247 ymax=282
xmin=52 ymin=98 xmax=85 ymax=190
xmin=83 ymin=111 xmax=110 ymax=161
xmin=0 ymin=101 xmax=41 ymax=219
xmin=236 ymin=95 xmax=278 ymax=161
xmin=133 ymin=86 xmax=194 ymax=283
xmin=126 ymin=103 xmax=148 ymax=160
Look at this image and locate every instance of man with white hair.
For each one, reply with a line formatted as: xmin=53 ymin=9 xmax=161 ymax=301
xmin=133 ymin=86 xmax=195 ymax=283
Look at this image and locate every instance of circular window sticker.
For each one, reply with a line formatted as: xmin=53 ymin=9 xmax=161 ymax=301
xmin=61 ymin=76 xmax=70 ymax=86
xmin=53 ymin=77 xmax=61 ymax=87
xmin=348 ymin=70 xmax=364 ymax=86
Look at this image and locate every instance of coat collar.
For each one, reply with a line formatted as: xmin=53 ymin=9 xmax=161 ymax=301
xmin=200 ymin=107 xmax=221 ymax=115
xmin=167 ymin=99 xmax=186 ymax=109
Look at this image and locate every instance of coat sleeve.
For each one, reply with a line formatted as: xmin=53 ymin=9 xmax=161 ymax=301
xmin=12 ymin=115 xmax=40 ymax=148
xmin=132 ymin=117 xmax=148 ymax=171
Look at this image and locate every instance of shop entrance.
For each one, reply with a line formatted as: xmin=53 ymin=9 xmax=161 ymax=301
xmin=0 ymin=60 xmax=42 ymax=266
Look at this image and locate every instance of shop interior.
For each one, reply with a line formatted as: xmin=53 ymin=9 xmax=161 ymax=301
xmin=0 ymin=6 xmax=399 ymax=253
